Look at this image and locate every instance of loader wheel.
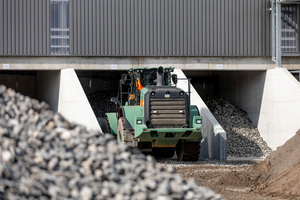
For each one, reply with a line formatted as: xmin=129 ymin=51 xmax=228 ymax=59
xmin=117 ymin=117 xmax=137 ymax=146
xmin=117 ymin=117 xmax=126 ymax=144
xmin=152 ymin=148 xmax=175 ymax=159
xmin=97 ymin=117 xmax=110 ymax=134
xmin=176 ymin=140 xmax=201 ymax=161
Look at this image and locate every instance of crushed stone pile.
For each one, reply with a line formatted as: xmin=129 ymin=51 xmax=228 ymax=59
xmin=0 ymin=85 xmax=223 ymax=200
xmin=87 ymin=91 xmax=116 ymax=117
xmin=204 ymin=97 xmax=272 ymax=157
xmin=248 ymin=129 xmax=300 ymax=199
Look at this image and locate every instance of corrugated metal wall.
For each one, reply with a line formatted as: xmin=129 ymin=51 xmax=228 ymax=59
xmin=70 ymin=0 xmax=271 ymax=56
xmin=0 ymin=0 xmax=50 ymax=55
xmin=0 ymin=0 xmax=271 ymax=56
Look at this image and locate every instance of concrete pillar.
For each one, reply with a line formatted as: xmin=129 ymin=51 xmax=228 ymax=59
xmin=174 ymin=69 xmax=227 ymax=161
xmin=258 ymin=68 xmax=300 ymax=149
xmin=58 ymin=68 xmax=101 ymax=132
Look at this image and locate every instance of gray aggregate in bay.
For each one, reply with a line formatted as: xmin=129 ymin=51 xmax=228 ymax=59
xmin=205 ymin=97 xmax=272 ymax=157
xmin=0 ymin=85 xmax=223 ymax=200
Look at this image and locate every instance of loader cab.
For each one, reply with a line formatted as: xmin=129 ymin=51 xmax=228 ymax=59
xmin=119 ymin=67 xmax=176 ymax=106
xmin=130 ymin=66 xmax=174 ymax=88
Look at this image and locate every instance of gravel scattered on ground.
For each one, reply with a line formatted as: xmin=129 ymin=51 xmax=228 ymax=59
xmin=204 ymin=97 xmax=272 ymax=157
xmin=0 ymin=85 xmax=223 ymax=200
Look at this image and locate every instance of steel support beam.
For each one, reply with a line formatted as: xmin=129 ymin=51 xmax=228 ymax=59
xmin=276 ymin=0 xmax=282 ymax=67
xmin=272 ymin=0 xmax=276 ymax=62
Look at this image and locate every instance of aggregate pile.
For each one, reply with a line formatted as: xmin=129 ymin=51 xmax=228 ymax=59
xmin=204 ymin=97 xmax=272 ymax=157
xmin=87 ymin=91 xmax=116 ymax=117
xmin=249 ymin=129 xmax=300 ymax=199
xmin=0 ymin=85 xmax=223 ymax=200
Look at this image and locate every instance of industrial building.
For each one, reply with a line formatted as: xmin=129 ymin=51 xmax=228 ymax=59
xmin=1 ymin=0 xmax=300 ymax=160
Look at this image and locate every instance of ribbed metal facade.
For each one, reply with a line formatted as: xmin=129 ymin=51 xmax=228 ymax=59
xmin=70 ymin=0 xmax=271 ymax=56
xmin=0 ymin=0 xmax=271 ymax=56
xmin=0 ymin=0 xmax=50 ymax=55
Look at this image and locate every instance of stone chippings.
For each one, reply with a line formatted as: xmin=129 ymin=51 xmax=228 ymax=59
xmin=204 ymin=97 xmax=272 ymax=158
xmin=0 ymin=85 xmax=223 ymax=200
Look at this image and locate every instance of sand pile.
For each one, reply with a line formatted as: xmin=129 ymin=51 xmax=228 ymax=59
xmin=249 ymin=129 xmax=300 ymax=199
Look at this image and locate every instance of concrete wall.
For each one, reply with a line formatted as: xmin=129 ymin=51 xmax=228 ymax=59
xmin=258 ymin=68 xmax=300 ymax=149
xmin=0 ymin=56 xmax=276 ymax=70
xmin=218 ymin=68 xmax=300 ymax=150
xmin=2 ymin=56 xmax=300 ymax=70
xmin=36 ymin=71 xmax=60 ymax=112
xmin=0 ymin=72 xmax=36 ymax=98
xmin=174 ymin=69 xmax=227 ymax=161
xmin=58 ymin=68 xmax=102 ymax=132
xmin=218 ymin=71 xmax=266 ymax=127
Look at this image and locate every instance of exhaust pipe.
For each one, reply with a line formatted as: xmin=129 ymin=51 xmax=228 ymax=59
xmin=156 ymin=66 xmax=164 ymax=86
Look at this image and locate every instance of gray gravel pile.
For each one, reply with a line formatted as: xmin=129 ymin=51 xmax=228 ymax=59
xmin=0 ymin=85 xmax=223 ymax=200
xmin=87 ymin=91 xmax=116 ymax=117
xmin=205 ymin=97 xmax=272 ymax=157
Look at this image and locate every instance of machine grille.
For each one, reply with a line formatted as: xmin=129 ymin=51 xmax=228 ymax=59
xmin=150 ymin=98 xmax=186 ymax=128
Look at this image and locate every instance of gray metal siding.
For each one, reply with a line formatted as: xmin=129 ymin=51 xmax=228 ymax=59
xmin=0 ymin=0 xmax=271 ymax=56
xmin=70 ymin=0 xmax=271 ymax=56
xmin=0 ymin=0 xmax=50 ymax=55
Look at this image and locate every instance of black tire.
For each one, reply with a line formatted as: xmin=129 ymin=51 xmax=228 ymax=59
xmin=152 ymin=147 xmax=175 ymax=159
xmin=176 ymin=140 xmax=201 ymax=161
xmin=97 ymin=117 xmax=110 ymax=134
xmin=176 ymin=140 xmax=185 ymax=161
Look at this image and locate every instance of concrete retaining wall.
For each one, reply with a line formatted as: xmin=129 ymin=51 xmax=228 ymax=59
xmin=58 ymin=68 xmax=101 ymax=132
xmin=174 ymin=69 xmax=227 ymax=161
xmin=258 ymin=68 xmax=300 ymax=149
xmin=218 ymin=71 xmax=266 ymax=128
xmin=219 ymin=68 xmax=300 ymax=150
xmin=36 ymin=71 xmax=60 ymax=112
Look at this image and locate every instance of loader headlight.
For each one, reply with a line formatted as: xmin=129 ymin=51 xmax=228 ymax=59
xmin=137 ymin=120 xmax=143 ymax=124
xmin=151 ymin=91 xmax=156 ymax=96
xmin=196 ymin=119 xmax=202 ymax=124
xmin=179 ymin=91 xmax=185 ymax=96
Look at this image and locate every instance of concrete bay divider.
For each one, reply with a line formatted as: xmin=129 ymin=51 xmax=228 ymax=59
xmin=174 ymin=69 xmax=227 ymax=161
xmin=258 ymin=68 xmax=300 ymax=149
xmin=58 ymin=68 xmax=102 ymax=132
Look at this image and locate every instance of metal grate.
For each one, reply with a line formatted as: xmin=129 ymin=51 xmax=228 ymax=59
xmin=150 ymin=98 xmax=186 ymax=128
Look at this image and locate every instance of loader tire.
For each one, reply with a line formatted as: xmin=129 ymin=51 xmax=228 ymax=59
xmin=97 ymin=117 xmax=110 ymax=134
xmin=176 ymin=140 xmax=201 ymax=161
xmin=152 ymin=147 xmax=175 ymax=159
xmin=117 ymin=117 xmax=137 ymax=146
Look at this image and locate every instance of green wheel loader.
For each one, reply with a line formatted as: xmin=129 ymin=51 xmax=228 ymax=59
xmin=103 ymin=66 xmax=202 ymax=161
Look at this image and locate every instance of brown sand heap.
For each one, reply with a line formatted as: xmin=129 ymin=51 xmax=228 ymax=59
xmin=248 ymin=129 xmax=300 ymax=199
